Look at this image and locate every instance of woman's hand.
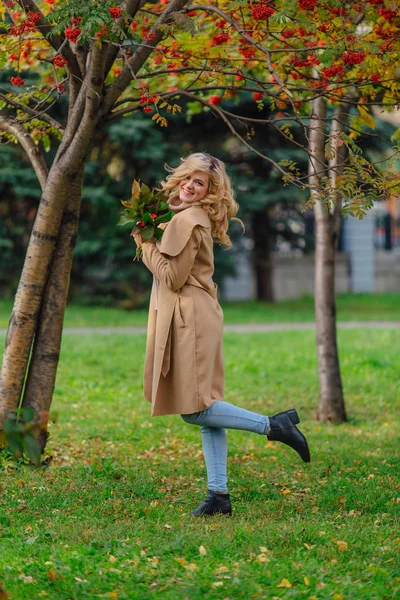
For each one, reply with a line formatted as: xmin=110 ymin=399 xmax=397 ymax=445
xmin=131 ymin=226 xmax=143 ymax=247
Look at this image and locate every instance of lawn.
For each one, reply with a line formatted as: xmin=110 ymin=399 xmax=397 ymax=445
xmin=0 ymin=293 xmax=399 ymax=328
xmin=0 ymin=328 xmax=399 ymax=599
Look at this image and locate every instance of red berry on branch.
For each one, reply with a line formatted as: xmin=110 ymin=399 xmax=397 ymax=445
xmin=10 ymin=76 xmax=25 ymax=86
xmin=371 ymin=73 xmax=381 ymax=82
xmin=51 ymin=55 xmax=68 ymax=67
xmin=342 ymin=51 xmax=366 ymax=65
xmin=209 ymin=95 xmax=222 ymax=105
xmin=212 ymin=32 xmax=230 ymax=45
xmin=253 ymin=91 xmax=263 ymax=101
xmin=298 ymin=0 xmax=316 ymax=10
xmin=143 ymin=106 xmax=153 ymax=113
xmin=251 ymin=2 xmax=275 ymax=20
xmin=150 ymin=213 xmax=157 ymax=220
xmin=109 ymin=6 xmax=121 ymax=18
xmin=65 ymin=26 xmax=81 ymax=43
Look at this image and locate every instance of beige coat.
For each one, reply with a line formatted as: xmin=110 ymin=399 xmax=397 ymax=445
xmin=141 ymin=205 xmax=224 ymax=416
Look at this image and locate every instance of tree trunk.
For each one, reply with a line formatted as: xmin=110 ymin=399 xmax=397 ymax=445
xmin=0 ymin=168 xmax=69 ymax=425
xmin=309 ymin=96 xmax=346 ymax=423
xmin=0 ymin=44 xmax=108 ymax=430
xmin=252 ymin=209 xmax=275 ymax=301
xmin=21 ymin=167 xmax=84 ymax=451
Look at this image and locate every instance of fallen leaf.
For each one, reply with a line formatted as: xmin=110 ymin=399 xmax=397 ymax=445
xmin=19 ymin=574 xmax=37 ymax=584
xmin=259 ymin=546 xmax=270 ymax=553
xmin=108 ymin=592 xmax=119 ymax=600
xmin=257 ymin=553 xmax=270 ymax=563
xmin=185 ymin=563 xmax=197 ymax=571
xmin=109 ymin=555 xmax=117 ymax=563
xmin=282 ymin=489 xmax=291 ymax=495
xmin=304 ymin=543 xmax=316 ymax=550
xmin=214 ymin=566 xmax=229 ymax=574
xmin=368 ymin=474 xmax=375 ymax=479
xmin=335 ymin=540 xmax=348 ymax=551
xmin=318 ymin=531 xmax=326 ymax=536
xmin=316 ymin=581 xmax=327 ymax=588
xmin=47 ymin=568 xmax=59 ymax=581
xmin=199 ymin=545 xmax=207 ymax=556
xmin=332 ymin=594 xmax=343 ymax=599
xmin=164 ymin=524 xmax=172 ymax=529
xmin=212 ymin=581 xmax=223 ymax=587
xmin=277 ymin=578 xmax=292 ymax=588
xmin=0 ymin=583 xmax=9 ymax=600
xmin=304 ymin=576 xmax=309 ymax=585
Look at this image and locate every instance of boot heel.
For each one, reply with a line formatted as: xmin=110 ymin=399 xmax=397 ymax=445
xmin=287 ymin=409 xmax=300 ymax=425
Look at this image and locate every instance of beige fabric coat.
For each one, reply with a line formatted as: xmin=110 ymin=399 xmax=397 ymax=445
xmin=141 ymin=205 xmax=224 ymax=416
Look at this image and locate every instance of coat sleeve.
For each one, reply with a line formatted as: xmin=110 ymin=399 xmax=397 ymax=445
xmin=141 ymin=226 xmax=202 ymax=292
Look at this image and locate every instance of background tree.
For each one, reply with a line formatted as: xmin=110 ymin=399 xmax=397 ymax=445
xmin=0 ymin=0 xmax=399 ymax=452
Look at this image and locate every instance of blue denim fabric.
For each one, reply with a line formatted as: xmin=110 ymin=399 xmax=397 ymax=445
xmin=181 ymin=400 xmax=270 ymax=493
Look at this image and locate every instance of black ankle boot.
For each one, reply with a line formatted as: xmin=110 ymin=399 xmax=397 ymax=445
xmin=191 ymin=490 xmax=232 ymax=517
xmin=268 ymin=408 xmax=311 ymax=463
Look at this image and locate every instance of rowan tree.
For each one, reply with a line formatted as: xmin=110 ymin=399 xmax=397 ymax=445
xmin=0 ymin=0 xmax=399 ymax=454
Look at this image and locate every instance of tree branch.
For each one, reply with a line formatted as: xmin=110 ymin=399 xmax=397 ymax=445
xmin=0 ymin=116 xmax=48 ymax=188
xmin=100 ymin=0 xmax=191 ymax=118
xmin=0 ymin=92 xmax=64 ymax=133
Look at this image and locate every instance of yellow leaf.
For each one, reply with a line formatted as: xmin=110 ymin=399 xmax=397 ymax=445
xmin=212 ymin=581 xmax=223 ymax=587
xmin=253 ymin=30 xmax=265 ymax=42
xmin=259 ymin=546 xmax=270 ymax=553
xmin=131 ymin=179 xmax=140 ymax=199
xmin=318 ymin=531 xmax=326 ymax=536
xmin=108 ymin=592 xmax=119 ymax=600
xmin=174 ymin=558 xmax=187 ymax=566
xmin=120 ymin=200 xmax=132 ymax=208
xmin=199 ymin=545 xmax=207 ymax=556
xmin=335 ymin=540 xmax=348 ymax=551
xmin=309 ymin=597 xmax=318 ymax=600
xmin=257 ymin=553 xmax=270 ymax=563
xmin=316 ymin=581 xmax=327 ymax=588
xmin=332 ymin=594 xmax=343 ymax=599
xmin=109 ymin=555 xmax=117 ymax=563
xmin=164 ymin=524 xmax=172 ymax=529
xmin=282 ymin=489 xmax=291 ymax=495
xmin=185 ymin=563 xmax=198 ymax=571
xmin=277 ymin=579 xmax=292 ymax=588
xmin=368 ymin=474 xmax=375 ymax=479
xmin=304 ymin=576 xmax=309 ymax=585
xmin=304 ymin=543 xmax=316 ymax=550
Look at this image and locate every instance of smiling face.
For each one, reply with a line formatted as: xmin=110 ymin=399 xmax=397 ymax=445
xmin=178 ymin=170 xmax=210 ymax=203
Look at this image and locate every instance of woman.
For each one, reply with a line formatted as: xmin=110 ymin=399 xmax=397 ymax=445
xmin=132 ymin=153 xmax=310 ymax=517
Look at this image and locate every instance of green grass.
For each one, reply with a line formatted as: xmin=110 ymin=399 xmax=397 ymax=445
xmin=0 ymin=293 xmax=399 ymax=328
xmin=1 ymin=328 xmax=399 ymax=599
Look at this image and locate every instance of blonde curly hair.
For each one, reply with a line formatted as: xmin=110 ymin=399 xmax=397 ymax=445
xmin=160 ymin=152 xmax=245 ymax=248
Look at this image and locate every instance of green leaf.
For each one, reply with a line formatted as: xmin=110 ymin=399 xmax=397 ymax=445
xmin=156 ymin=211 xmax=174 ymax=223
xmin=117 ymin=215 xmax=135 ymax=226
xmin=140 ymin=225 xmax=154 ymax=242
xmin=158 ymin=201 xmax=169 ymax=211
xmin=142 ymin=212 xmax=152 ymax=225
xmin=153 ymin=227 xmax=163 ymax=241
xmin=23 ymin=435 xmax=41 ymax=467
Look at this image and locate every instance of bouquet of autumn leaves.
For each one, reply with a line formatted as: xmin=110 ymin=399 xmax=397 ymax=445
xmin=118 ymin=179 xmax=174 ymax=260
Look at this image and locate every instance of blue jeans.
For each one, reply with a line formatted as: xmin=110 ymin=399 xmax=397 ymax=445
xmin=181 ymin=400 xmax=270 ymax=493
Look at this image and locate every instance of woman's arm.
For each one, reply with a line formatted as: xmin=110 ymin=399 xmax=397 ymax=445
xmin=141 ymin=227 xmax=202 ymax=292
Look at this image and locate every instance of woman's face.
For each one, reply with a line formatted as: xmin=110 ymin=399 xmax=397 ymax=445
xmin=178 ymin=170 xmax=209 ymax=203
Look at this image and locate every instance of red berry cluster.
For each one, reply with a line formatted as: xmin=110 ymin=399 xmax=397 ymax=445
xmin=150 ymin=213 xmax=157 ymax=220
xmin=321 ymin=64 xmax=343 ymax=79
xmin=109 ymin=6 xmax=121 ymax=18
xmin=253 ymin=92 xmax=263 ymax=101
xmin=51 ymin=55 xmax=68 ymax=67
xmin=137 ymin=219 xmax=145 ymax=227
xmin=331 ymin=7 xmax=347 ymax=16
xmin=65 ymin=26 xmax=81 ymax=43
xmin=281 ymin=28 xmax=296 ymax=38
xmin=379 ymin=8 xmax=397 ymax=22
xmin=10 ymin=11 xmax=40 ymax=35
xmin=342 ymin=51 xmax=366 ymax=65
xmin=251 ymin=2 xmax=275 ymax=20
xmin=370 ymin=73 xmax=381 ymax=82
xmin=298 ymin=0 xmax=316 ymax=10
xmin=143 ymin=106 xmax=153 ymax=114
xmin=212 ymin=32 xmax=230 ymax=45
xmin=10 ymin=76 xmax=25 ymax=87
